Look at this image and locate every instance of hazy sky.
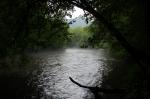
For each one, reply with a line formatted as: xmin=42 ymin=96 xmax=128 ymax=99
xmin=65 ymin=6 xmax=84 ymax=19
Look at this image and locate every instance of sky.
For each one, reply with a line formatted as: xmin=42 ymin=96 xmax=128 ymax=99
xmin=65 ymin=6 xmax=84 ymax=19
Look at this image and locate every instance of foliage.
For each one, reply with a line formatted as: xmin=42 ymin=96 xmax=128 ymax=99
xmin=0 ymin=0 xmax=150 ymax=98
xmin=68 ymin=27 xmax=92 ymax=47
xmin=27 ymin=17 xmax=69 ymax=49
xmin=86 ymin=0 xmax=150 ymax=56
xmin=0 ymin=0 xmax=70 ymax=57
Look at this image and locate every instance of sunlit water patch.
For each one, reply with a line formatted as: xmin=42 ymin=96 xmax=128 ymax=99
xmin=31 ymin=48 xmax=107 ymax=99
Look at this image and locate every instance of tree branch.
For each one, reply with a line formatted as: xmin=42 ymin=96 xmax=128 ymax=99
xmin=69 ymin=1 xmax=148 ymax=75
xmin=69 ymin=77 xmax=127 ymax=94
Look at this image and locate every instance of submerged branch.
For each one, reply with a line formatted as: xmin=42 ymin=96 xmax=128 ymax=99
xmin=69 ymin=77 xmax=127 ymax=94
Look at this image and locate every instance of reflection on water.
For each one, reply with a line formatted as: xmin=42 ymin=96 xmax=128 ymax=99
xmin=32 ymin=48 xmax=107 ymax=99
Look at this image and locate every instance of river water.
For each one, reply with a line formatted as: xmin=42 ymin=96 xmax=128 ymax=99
xmin=30 ymin=48 xmax=109 ymax=99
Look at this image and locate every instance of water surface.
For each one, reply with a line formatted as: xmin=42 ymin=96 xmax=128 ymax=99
xmin=31 ymin=48 xmax=107 ymax=99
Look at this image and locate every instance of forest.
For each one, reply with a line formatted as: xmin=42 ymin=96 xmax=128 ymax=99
xmin=0 ymin=0 xmax=150 ymax=99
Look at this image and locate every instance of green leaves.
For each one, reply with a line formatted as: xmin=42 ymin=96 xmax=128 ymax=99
xmin=0 ymin=0 xmax=72 ymax=56
xmin=68 ymin=27 xmax=92 ymax=47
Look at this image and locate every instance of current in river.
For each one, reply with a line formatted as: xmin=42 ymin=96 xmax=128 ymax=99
xmin=31 ymin=48 xmax=109 ymax=99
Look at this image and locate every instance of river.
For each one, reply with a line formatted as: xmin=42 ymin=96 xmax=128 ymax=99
xmin=29 ymin=48 xmax=109 ymax=99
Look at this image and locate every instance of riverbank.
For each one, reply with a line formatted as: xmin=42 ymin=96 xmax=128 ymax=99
xmin=0 ymin=54 xmax=41 ymax=99
xmin=101 ymin=56 xmax=150 ymax=99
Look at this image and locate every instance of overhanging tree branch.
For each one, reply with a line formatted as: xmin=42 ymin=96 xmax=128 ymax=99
xmin=69 ymin=0 xmax=148 ymax=74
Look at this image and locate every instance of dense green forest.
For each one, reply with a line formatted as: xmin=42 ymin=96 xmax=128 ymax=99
xmin=0 ymin=0 xmax=70 ymax=57
xmin=68 ymin=27 xmax=92 ymax=48
xmin=0 ymin=0 xmax=150 ymax=99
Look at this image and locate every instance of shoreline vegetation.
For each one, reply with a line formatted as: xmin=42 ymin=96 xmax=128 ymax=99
xmin=1 ymin=0 xmax=149 ymax=98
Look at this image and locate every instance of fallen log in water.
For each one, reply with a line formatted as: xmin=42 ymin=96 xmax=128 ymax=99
xmin=69 ymin=77 xmax=127 ymax=95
